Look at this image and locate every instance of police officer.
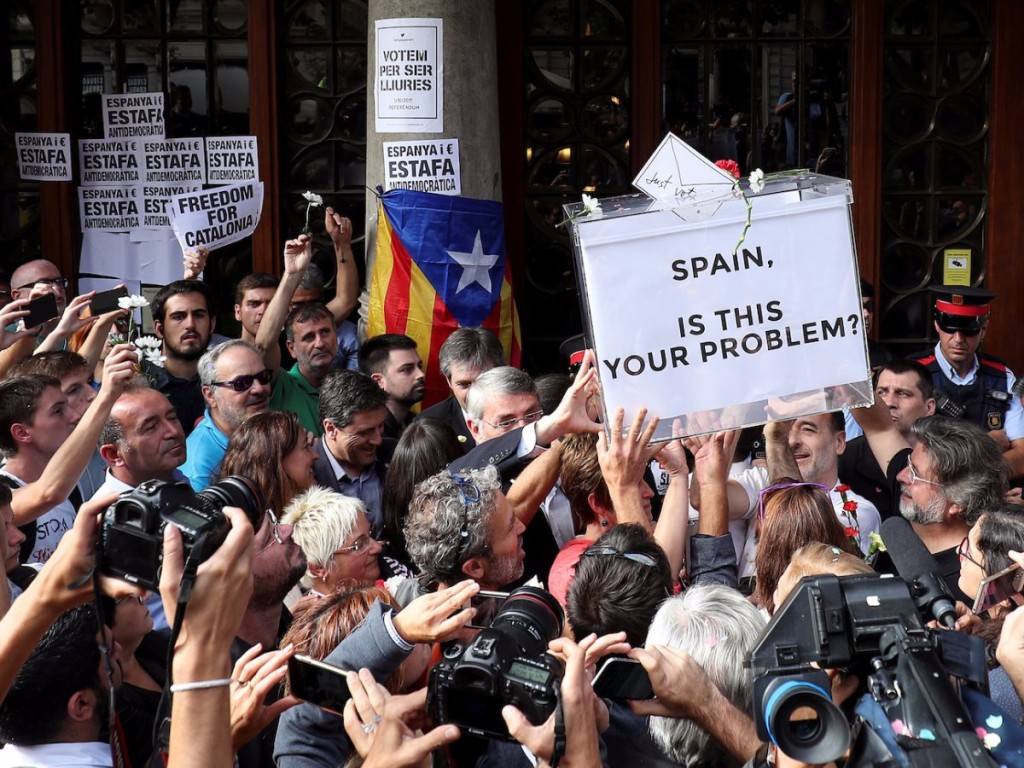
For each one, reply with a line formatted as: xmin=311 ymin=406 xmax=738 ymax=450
xmin=914 ymin=285 xmax=1024 ymax=479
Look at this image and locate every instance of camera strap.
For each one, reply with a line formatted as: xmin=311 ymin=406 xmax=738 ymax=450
xmin=549 ymin=697 xmax=567 ymax=768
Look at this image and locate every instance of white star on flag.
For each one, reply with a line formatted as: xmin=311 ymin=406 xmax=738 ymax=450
xmin=447 ymin=230 xmax=500 ymax=294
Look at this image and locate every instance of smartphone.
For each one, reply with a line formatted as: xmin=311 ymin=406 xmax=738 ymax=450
xmin=23 ymin=294 xmax=59 ymax=328
xmin=972 ymin=561 xmax=1024 ymax=615
xmin=467 ymin=589 xmax=509 ymax=629
xmin=592 ymin=657 xmax=655 ymax=700
xmin=287 ymin=654 xmax=352 ymax=714
xmin=90 ymin=286 xmax=128 ymax=315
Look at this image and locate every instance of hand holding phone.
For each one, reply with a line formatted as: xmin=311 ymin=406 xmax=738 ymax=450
xmin=90 ymin=286 xmax=129 ymax=316
xmin=22 ymin=294 xmax=59 ymax=329
xmin=288 ymin=655 xmax=353 ymax=714
xmin=592 ymin=656 xmax=655 ymax=700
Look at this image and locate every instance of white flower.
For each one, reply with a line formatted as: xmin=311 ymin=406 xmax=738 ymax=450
xmin=133 ymin=335 xmax=162 ymax=350
xmin=301 ymin=191 xmax=324 ymax=206
xmin=118 ymin=294 xmax=149 ymax=310
xmin=581 ymin=194 xmax=601 ymax=216
xmin=748 ymin=168 xmax=766 ymax=194
xmin=140 ymin=348 xmax=166 ymax=367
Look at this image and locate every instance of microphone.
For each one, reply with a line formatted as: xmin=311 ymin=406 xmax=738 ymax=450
xmin=879 ymin=517 xmax=958 ymax=629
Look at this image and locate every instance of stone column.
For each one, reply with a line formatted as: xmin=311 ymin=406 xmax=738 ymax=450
xmin=360 ymin=0 xmax=502 ymax=332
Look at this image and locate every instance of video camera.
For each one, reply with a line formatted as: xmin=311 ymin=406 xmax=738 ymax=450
xmin=428 ymin=586 xmax=564 ymax=740
xmin=749 ymin=573 xmax=995 ymax=767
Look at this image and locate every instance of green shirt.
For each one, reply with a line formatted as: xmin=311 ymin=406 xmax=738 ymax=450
xmin=270 ymin=363 xmax=323 ymax=436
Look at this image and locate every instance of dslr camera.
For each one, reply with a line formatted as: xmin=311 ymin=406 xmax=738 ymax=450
xmin=99 ymin=477 xmax=262 ymax=591
xmin=428 ymin=586 xmax=564 ymax=740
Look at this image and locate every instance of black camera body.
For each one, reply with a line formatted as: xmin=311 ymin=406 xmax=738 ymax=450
xmin=99 ymin=477 xmax=261 ymax=591
xmin=428 ymin=586 xmax=564 ymax=740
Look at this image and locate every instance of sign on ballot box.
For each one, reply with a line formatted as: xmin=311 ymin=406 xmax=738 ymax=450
xmin=565 ymin=173 xmax=873 ymax=441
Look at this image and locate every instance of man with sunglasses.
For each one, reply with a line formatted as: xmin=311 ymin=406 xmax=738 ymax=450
xmin=182 ymin=340 xmax=271 ymax=491
xmin=914 ymin=285 xmax=1024 ymax=479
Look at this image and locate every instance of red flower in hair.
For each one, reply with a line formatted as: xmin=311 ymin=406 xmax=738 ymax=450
xmin=715 ymin=159 xmax=741 ymax=179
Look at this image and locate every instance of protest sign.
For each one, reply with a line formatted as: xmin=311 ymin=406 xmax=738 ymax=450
xmin=79 ymin=139 xmax=143 ymax=186
xmin=205 ymin=136 xmax=259 ymax=183
xmin=383 ymin=139 xmax=460 ymax=194
xmin=139 ymin=182 xmax=203 ymax=228
xmin=166 ymin=180 xmax=264 ymax=251
xmin=567 ymin=175 xmax=872 ymax=440
xmin=374 ymin=18 xmax=443 ymax=133
xmin=15 ymin=133 xmax=72 ymax=181
xmin=141 ymin=138 xmax=205 ymax=184
xmin=78 ymin=186 xmax=141 ymax=232
xmin=103 ymin=92 xmax=165 ymax=139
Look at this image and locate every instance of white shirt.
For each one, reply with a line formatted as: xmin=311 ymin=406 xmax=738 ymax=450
xmin=0 ymin=741 xmax=113 ymax=767
xmin=0 ymin=469 xmax=76 ymax=566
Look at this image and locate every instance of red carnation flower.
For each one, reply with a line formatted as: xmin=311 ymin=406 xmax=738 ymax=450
xmin=715 ymin=159 xmax=740 ymax=179
xmin=843 ymin=501 xmax=858 ymax=513
xmin=835 ymin=484 xmax=851 ymax=493
xmin=844 ymin=526 xmax=858 ymax=538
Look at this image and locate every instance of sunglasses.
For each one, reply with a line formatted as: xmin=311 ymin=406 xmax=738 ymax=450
xmin=580 ymin=546 xmax=658 ymax=568
xmin=935 ymin=320 xmax=981 ymax=337
xmin=210 ymin=369 xmax=273 ymax=392
xmin=757 ymin=482 xmax=831 ymax=522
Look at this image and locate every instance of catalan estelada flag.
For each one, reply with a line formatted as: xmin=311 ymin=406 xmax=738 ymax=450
xmin=369 ymin=188 xmax=522 ymax=408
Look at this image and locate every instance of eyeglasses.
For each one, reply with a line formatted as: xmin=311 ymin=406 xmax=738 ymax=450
xmin=957 ymin=535 xmax=985 ymax=571
xmin=210 ymin=369 xmax=273 ymax=392
xmin=757 ymin=482 xmax=832 ymax=522
xmin=481 ymin=409 xmax=544 ymax=432
xmin=257 ymin=509 xmax=290 ymax=554
xmin=580 ymin=546 xmax=658 ymax=568
xmin=335 ymin=534 xmax=387 ymax=555
xmin=905 ymin=456 xmax=942 ymax=487
xmin=15 ymin=277 xmax=68 ymax=291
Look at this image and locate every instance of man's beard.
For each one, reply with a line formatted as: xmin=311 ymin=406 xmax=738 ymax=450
xmin=484 ymin=550 xmax=523 ymax=589
xmin=251 ymin=549 xmax=307 ymax=608
xmin=899 ymin=490 xmax=948 ymax=525
xmin=165 ymin=337 xmax=207 ymax=362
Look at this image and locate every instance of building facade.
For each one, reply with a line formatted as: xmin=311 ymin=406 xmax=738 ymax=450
xmin=3 ymin=0 xmax=1022 ymax=371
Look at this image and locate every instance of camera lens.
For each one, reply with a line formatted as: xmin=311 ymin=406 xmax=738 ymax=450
xmin=490 ymin=586 xmax=564 ymax=657
xmin=763 ymin=678 xmax=849 ymax=764
xmin=199 ymin=475 xmax=264 ymax=530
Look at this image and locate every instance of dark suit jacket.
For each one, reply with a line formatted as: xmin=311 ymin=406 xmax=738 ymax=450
xmin=447 ymin=426 xmax=529 ymax=484
xmin=311 ymin=437 xmax=395 ymax=534
xmin=418 ymin=395 xmax=476 ymax=452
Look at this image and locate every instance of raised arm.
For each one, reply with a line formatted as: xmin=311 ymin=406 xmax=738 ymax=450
xmin=763 ymin=419 xmax=801 ymax=482
xmin=11 ymin=344 xmax=137 ymax=525
xmin=652 ymin=434 xmax=689 ymax=584
xmin=506 ymin=437 xmax=564 ymax=525
xmin=849 ymin=397 xmax=910 ymax=476
xmin=597 ymin=407 xmax=660 ymax=531
xmin=324 ymin=208 xmax=359 ymax=323
xmin=254 ymin=235 xmax=312 ymax=378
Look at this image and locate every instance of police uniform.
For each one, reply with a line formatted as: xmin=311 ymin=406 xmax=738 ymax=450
xmin=913 ymin=286 xmax=1024 ymax=437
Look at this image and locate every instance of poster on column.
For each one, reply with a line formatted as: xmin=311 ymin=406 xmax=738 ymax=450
xmin=374 ymin=18 xmax=443 ymax=133
xmin=103 ymin=92 xmax=165 ymax=139
xmin=565 ymin=178 xmax=873 ymax=441
xmin=141 ymin=138 xmax=206 ymax=184
xmin=78 ymin=186 xmax=142 ymax=232
xmin=165 ymin=180 xmax=264 ymax=252
xmin=15 ymin=133 xmax=72 ymax=181
xmin=79 ymin=139 xmax=143 ymax=186
xmin=383 ymin=139 xmax=460 ymax=194
xmin=205 ymin=136 xmax=259 ymax=183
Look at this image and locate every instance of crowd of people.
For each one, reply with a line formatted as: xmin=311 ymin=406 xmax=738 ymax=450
xmin=1 ymin=208 xmax=1024 ymax=768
